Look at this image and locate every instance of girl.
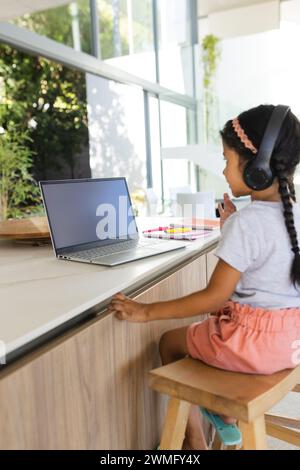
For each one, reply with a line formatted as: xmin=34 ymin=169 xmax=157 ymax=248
xmin=108 ymin=104 xmax=300 ymax=450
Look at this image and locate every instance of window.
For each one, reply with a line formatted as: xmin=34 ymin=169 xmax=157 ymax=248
xmin=86 ymin=73 xmax=147 ymax=192
xmin=1 ymin=1 xmax=198 ymax=218
xmin=0 ymin=43 xmax=90 ymax=219
xmin=11 ymin=1 xmax=92 ymax=54
xmin=98 ymin=0 xmax=156 ymax=81
xmin=148 ymin=95 xmax=162 ymax=202
xmin=157 ymin=0 xmax=194 ymax=96
xmin=0 ymin=44 xmax=90 ymax=181
xmin=160 ymin=100 xmax=190 ymax=204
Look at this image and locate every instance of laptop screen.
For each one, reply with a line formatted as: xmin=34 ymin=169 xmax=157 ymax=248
xmin=40 ymin=178 xmax=138 ymax=253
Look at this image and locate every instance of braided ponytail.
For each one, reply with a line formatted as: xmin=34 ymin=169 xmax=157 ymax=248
xmin=288 ymin=177 xmax=297 ymax=203
xmin=273 ymin=156 xmax=300 ymax=288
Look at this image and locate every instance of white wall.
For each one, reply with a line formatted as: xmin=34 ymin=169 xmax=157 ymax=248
xmin=199 ymin=0 xmax=300 ymax=121
xmin=196 ymin=0 xmax=300 ymax=196
xmin=86 ymin=73 xmax=147 ymax=192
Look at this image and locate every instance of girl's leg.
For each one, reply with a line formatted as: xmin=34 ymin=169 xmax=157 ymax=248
xmin=159 ymin=326 xmax=208 ymax=450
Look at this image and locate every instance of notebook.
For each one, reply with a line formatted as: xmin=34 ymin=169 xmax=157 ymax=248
xmin=143 ymin=227 xmax=213 ymax=240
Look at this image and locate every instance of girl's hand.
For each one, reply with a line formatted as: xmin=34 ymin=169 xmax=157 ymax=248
xmin=108 ymin=292 xmax=150 ymax=322
xmin=218 ymin=193 xmax=237 ymax=229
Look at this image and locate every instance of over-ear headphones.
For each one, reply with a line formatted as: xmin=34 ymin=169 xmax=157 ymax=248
xmin=243 ymin=104 xmax=290 ymax=191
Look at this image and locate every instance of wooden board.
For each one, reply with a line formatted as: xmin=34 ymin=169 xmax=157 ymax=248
xmin=0 ymin=217 xmax=50 ymax=239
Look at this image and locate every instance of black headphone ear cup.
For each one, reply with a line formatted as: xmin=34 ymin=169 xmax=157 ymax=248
xmin=243 ymin=160 xmax=274 ymax=190
xmin=243 ymin=160 xmax=251 ymax=187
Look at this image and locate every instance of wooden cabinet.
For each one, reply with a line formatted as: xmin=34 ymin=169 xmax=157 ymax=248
xmin=0 ymin=248 xmax=216 ymax=449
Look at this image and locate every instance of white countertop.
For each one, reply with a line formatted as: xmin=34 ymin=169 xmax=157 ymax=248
xmin=0 ymin=217 xmax=220 ymax=361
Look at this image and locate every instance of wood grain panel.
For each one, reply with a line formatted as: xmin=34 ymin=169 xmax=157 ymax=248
xmin=0 ymin=253 xmax=209 ymax=449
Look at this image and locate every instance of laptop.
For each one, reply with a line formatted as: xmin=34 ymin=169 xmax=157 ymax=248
xmin=39 ymin=178 xmax=186 ymax=266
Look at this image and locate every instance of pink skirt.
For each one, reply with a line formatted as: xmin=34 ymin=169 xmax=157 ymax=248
xmin=186 ymin=300 xmax=300 ymax=375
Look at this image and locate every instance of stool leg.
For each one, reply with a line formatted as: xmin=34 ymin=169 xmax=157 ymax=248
xmin=212 ymin=432 xmax=223 ymax=450
xmin=160 ymin=398 xmax=191 ymax=450
xmin=239 ymin=416 xmax=267 ymax=450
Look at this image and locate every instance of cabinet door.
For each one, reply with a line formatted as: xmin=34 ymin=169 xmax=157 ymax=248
xmin=0 ymin=253 xmax=210 ymax=450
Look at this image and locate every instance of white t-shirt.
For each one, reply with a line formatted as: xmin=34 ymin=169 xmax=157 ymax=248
xmin=215 ymin=200 xmax=300 ymax=309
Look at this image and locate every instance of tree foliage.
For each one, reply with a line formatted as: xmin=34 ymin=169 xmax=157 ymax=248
xmin=0 ymin=43 xmax=89 ymax=181
xmin=0 ymin=131 xmax=42 ymax=220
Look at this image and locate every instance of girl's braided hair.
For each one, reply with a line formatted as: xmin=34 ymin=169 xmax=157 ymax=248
xmin=220 ymin=104 xmax=300 ymax=288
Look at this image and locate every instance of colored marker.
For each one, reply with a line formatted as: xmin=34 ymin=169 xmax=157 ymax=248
xmin=143 ymin=226 xmax=169 ymax=233
xmin=165 ymin=228 xmax=191 ymax=234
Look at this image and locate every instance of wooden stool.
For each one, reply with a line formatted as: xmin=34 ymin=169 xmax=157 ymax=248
xmin=149 ymin=358 xmax=300 ymax=450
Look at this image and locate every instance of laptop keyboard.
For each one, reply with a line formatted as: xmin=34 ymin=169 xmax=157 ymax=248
xmin=65 ymin=238 xmax=163 ymax=260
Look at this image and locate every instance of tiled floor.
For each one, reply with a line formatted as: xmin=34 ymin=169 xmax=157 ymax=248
xmin=266 ymin=391 xmax=300 ymax=450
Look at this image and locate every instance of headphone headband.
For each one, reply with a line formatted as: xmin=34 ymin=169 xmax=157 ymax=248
xmin=243 ymin=105 xmax=290 ymax=190
xmin=256 ymin=105 xmax=290 ymax=168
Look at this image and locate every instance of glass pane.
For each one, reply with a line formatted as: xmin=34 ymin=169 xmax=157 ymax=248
xmin=160 ymin=100 xmax=190 ymax=210
xmin=98 ymin=0 xmax=156 ymax=82
xmin=160 ymin=100 xmax=187 ymax=148
xmin=0 ymin=43 xmax=90 ymax=220
xmin=157 ymin=0 xmax=193 ymax=96
xmin=11 ymin=1 xmax=92 ymax=54
xmin=149 ymin=96 xmax=162 ymax=205
xmin=86 ymin=73 xmax=147 ymax=211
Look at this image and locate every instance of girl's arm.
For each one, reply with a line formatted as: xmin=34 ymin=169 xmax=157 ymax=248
xmin=108 ymin=259 xmax=241 ymax=322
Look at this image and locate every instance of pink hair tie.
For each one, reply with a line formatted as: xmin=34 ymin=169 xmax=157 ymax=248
xmin=232 ymin=118 xmax=258 ymax=154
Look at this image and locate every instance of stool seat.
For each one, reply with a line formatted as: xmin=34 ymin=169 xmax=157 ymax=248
xmin=149 ymin=358 xmax=300 ymax=449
